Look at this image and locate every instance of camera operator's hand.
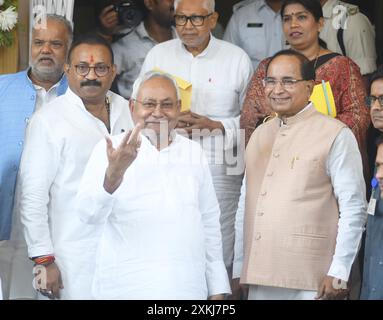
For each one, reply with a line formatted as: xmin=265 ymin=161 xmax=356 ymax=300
xmin=99 ymin=4 xmax=119 ymax=35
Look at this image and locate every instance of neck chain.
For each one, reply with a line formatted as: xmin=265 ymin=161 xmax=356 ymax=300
xmin=105 ymin=97 xmax=111 ymax=133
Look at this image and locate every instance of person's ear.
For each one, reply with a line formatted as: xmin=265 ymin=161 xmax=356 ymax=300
xmin=208 ymin=12 xmax=219 ymax=30
xmin=144 ymin=0 xmax=154 ymax=11
xmin=318 ymin=17 xmax=324 ymax=33
xmin=306 ymin=80 xmax=314 ymax=98
xmin=129 ymin=98 xmax=135 ymax=114
xmin=111 ymin=64 xmax=117 ymax=81
xmin=64 ymin=63 xmax=70 ymax=76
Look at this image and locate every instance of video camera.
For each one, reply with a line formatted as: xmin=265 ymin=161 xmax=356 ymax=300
xmin=113 ymin=1 xmax=144 ymax=28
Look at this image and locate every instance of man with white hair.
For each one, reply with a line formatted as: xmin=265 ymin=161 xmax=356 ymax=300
xmin=76 ymin=71 xmax=231 ymax=299
xmin=0 ymin=14 xmax=72 ymax=300
xmin=140 ymin=0 xmax=253 ymax=282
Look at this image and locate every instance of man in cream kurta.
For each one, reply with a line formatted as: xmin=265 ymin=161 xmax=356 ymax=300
xmin=140 ymin=0 xmax=253 ymax=273
xmin=76 ymin=71 xmax=230 ymax=299
xmin=19 ymin=35 xmax=134 ymax=299
xmin=233 ymin=49 xmax=366 ymax=300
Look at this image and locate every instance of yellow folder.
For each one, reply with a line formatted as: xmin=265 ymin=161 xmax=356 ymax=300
xmin=310 ymin=80 xmax=337 ymax=117
xmin=152 ymin=68 xmax=192 ymax=112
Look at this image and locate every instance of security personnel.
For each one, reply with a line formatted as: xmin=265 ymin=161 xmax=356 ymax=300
xmin=320 ymin=0 xmax=377 ymax=76
xmin=224 ymin=0 xmax=286 ymax=70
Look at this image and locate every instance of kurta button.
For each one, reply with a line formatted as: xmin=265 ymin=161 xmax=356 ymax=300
xmin=31 ymin=95 xmax=35 ymax=100
xmin=25 ymin=117 xmax=30 ymax=124
xmin=255 ymin=233 xmax=261 ymax=240
xmin=379 ymin=261 xmax=383 ymax=266
xmin=261 ymin=191 xmax=267 ymax=196
xmin=267 ymin=172 xmax=273 ymax=177
xmin=257 ymin=212 xmax=264 ymax=216
xmin=13 ymin=165 xmax=17 ymax=171
xmin=19 ymin=141 xmax=23 ymax=146
xmin=273 ymin=153 xmax=280 ymax=158
xmin=372 ymin=287 xmax=376 ymax=292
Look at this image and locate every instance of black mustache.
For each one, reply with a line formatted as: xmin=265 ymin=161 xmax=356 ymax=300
xmin=81 ymin=80 xmax=101 ymax=87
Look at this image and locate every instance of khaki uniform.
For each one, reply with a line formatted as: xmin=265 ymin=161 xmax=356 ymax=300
xmin=320 ymin=0 xmax=377 ymax=75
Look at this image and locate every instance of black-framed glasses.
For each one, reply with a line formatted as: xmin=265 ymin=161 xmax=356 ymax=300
xmin=133 ymin=99 xmax=176 ymax=110
xmin=174 ymin=13 xmax=213 ymax=27
xmin=73 ymin=64 xmax=111 ymax=77
xmin=263 ymin=77 xmax=306 ymax=90
xmin=365 ymin=95 xmax=383 ymax=108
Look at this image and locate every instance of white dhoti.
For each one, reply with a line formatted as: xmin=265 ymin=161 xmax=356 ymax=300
xmin=248 ymin=285 xmax=317 ymax=300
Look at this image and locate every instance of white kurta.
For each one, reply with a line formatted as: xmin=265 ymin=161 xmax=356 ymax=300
xmin=18 ymin=88 xmax=134 ymax=299
xmin=76 ymin=133 xmax=231 ymax=299
xmin=140 ymin=36 xmax=253 ymax=267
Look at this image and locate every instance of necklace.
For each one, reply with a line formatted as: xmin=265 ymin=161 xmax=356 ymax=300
xmin=105 ymin=97 xmax=111 ymax=133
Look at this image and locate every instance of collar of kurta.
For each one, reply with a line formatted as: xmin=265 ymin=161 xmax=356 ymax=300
xmin=136 ymin=21 xmax=153 ymax=41
xmin=179 ymin=33 xmax=217 ymax=58
xmin=64 ymin=87 xmax=112 ymax=112
xmin=277 ymin=102 xmax=315 ymax=126
xmin=140 ymin=130 xmax=179 ymax=152
xmin=136 ymin=21 xmax=178 ymax=42
xmin=25 ymin=68 xmax=66 ymax=92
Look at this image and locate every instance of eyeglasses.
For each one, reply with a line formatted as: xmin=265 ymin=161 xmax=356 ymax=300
xmin=365 ymin=95 xmax=383 ymax=108
xmin=263 ymin=77 xmax=306 ymax=90
xmin=174 ymin=13 xmax=213 ymax=27
xmin=133 ymin=99 xmax=176 ymax=110
xmin=73 ymin=64 xmax=111 ymax=77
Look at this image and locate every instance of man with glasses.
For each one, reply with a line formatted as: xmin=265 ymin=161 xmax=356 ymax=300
xmin=18 ymin=34 xmax=134 ymax=300
xmin=0 ymin=14 xmax=72 ymax=300
xmin=75 ymin=71 xmax=231 ymax=299
xmin=233 ymin=49 xmax=366 ymax=300
xmin=140 ymin=0 xmax=253 ymax=285
xmin=361 ymin=67 xmax=383 ymax=300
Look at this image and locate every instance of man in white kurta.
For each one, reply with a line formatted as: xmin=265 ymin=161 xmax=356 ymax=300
xmin=140 ymin=0 xmax=253 ymax=271
xmin=19 ymin=35 xmax=134 ymax=299
xmin=76 ymin=71 xmax=231 ymax=299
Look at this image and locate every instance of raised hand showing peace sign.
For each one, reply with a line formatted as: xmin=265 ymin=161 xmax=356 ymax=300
xmin=103 ymin=123 xmax=143 ymax=194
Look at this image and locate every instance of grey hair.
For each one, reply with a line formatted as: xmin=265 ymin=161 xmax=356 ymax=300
xmin=32 ymin=14 xmax=73 ymax=47
xmin=131 ymin=71 xmax=181 ymax=101
xmin=174 ymin=0 xmax=215 ymax=13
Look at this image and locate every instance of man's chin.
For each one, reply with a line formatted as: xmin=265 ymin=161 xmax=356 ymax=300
xmin=31 ymin=67 xmax=63 ymax=82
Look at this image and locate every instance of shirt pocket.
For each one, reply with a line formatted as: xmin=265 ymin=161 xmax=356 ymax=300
xmin=201 ymin=85 xmax=239 ymax=119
